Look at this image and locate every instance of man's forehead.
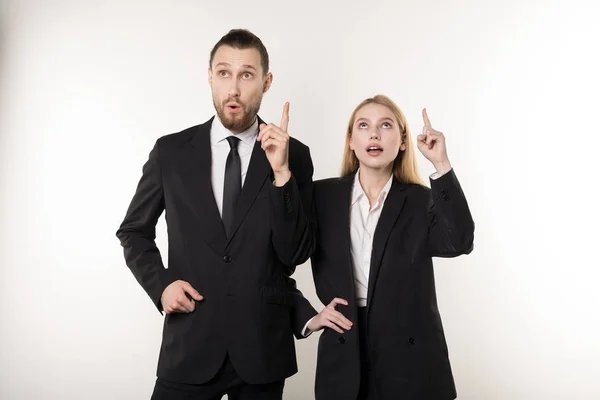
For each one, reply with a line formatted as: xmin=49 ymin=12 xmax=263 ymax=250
xmin=211 ymin=46 xmax=262 ymax=69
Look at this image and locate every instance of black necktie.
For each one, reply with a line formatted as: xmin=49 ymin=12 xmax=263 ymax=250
xmin=222 ymin=136 xmax=241 ymax=237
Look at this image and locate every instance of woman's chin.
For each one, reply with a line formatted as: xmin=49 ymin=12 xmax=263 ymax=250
xmin=358 ymin=159 xmax=394 ymax=172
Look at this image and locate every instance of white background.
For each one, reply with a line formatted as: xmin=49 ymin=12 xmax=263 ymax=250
xmin=1 ymin=0 xmax=599 ymax=399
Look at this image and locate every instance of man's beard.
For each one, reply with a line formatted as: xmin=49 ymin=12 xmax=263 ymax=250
xmin=214 ymin=97 xmax=262 ymax=133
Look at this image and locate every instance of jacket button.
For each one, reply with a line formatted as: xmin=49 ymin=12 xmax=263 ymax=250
xmin=408 ymin=337 xmax=415 ymax=345
xmin=338 ymin=335 xmax=346 ymax=344
xmin=223 ymin=255 xmax=232 ymax=263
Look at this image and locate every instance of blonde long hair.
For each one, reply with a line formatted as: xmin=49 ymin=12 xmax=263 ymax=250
xmin=341 ymin=95 xmax=424 ymax=186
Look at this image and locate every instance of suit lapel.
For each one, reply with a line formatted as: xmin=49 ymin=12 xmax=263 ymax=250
xmin=188 ymin=118 xmax=228 ymax=254
xmin=338 ymin=175 xmax=357 ymax=304
xmin=366 ymin=179 xmax=408 ymax=311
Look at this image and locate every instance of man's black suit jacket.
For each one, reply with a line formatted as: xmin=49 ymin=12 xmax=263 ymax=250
xmin=116 ymin=116 xmax=318 ymax=385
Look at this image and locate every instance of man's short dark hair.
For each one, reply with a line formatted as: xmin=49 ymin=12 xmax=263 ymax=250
xmin=209 ymin=29 xmax=269 ymax=74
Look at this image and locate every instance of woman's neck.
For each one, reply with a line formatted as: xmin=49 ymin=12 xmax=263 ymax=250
xmin=357 ymin=166 xmax=393 ymax=207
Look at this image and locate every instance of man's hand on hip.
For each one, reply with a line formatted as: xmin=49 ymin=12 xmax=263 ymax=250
xmin=161 ymin=280 xmax=204 ymax=314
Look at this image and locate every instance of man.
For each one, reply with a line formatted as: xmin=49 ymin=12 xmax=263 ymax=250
xmin=116 ymin=29 xmax=324 ymax=399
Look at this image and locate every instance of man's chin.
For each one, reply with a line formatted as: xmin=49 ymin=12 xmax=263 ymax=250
xmin=222 ymin=116 xmax=252 ymax=132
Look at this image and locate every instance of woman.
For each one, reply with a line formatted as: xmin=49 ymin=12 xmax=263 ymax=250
xmin=306 ymin=95 xmax=474 ymax=399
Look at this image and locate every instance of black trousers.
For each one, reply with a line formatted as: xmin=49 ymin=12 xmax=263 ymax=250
xmin=151 ymin=354 xmax=285 ymax=400
xmin=357 ymin=306 xmax=379 ymax=400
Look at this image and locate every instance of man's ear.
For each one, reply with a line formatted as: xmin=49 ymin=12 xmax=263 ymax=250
xmin=263 ymin=72 xmax=273 ymax=93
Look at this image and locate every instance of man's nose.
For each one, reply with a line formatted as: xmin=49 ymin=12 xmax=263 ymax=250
xmin=228 ymin=79 xmax=240 ymax=97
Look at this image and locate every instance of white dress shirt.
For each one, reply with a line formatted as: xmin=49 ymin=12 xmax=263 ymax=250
xmin=210 ymin=116 xmax=259 ymax=216
xmin=350 ymin=170 xmax=394 ymax=307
